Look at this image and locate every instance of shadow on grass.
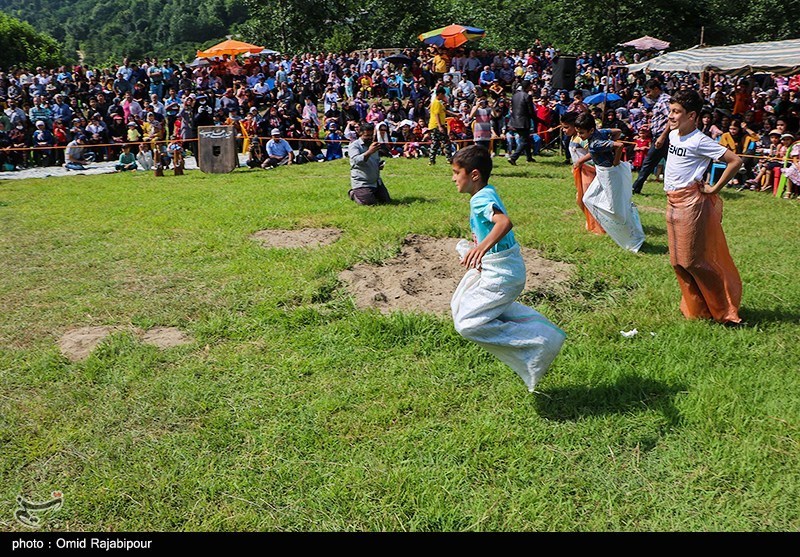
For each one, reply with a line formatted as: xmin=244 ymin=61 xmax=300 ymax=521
xmin=740 ymin=306 xmax=800 ymax=326
xmin=389 ymin=196 xmax=433 ymax=205
xmin=637 ymin=241 xmax=669 ymax=255
xmin=535 ymin=374 xmax=685 ymax=426
xmin=642 ymin=224 xmax=666 ymax=237
xmin=718 ymin=189 xmax=747 ymax=200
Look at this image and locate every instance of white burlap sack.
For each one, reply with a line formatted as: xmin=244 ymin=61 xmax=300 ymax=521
xmin=452 ymin=240 xmax=566 ymax=392
xmin=582 ymin=162 xmax=645 ymax=253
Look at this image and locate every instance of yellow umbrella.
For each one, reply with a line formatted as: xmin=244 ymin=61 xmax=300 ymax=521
xmin=197 ymin=39 xmax=264 ymax=58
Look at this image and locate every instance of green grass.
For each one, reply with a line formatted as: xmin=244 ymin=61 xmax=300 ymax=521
xmin=1 ymin=155 xmax=799 ymax=531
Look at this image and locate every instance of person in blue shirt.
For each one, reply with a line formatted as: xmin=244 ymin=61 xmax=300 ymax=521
xmin=479 ymin=66 xmax=495 ymax=88
xmin=574 ymin=112 xmax=645 ymax=253
xmin=324 ymin=122 xmax=344 ymax=161
xmin=450 ymin=145 xmax=566 ymax=393
xmin=51 ymin=95 xmax=73 ymax=127
xmin=262 ymin=128 xmax=294 ymax=168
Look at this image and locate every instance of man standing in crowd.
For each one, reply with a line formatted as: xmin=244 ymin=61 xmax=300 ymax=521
xmin=508 ymin=80 xmax=536 ymax=165
xmin=464 ymin=50 xmax=483 ymax=84
xmin=632 ymin=79 xmax=671 ymax=194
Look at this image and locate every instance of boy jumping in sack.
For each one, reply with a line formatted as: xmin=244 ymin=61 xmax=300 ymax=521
xmin=450 ymin=145 xmax=566 ymax=393
xmin=664 ymin=89 xmax=744 ymax=326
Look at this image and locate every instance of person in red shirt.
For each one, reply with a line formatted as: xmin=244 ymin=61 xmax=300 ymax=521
xmin=535 ymin=95 xmax=553 ymax=145
xmin=732 ymin=80 xmax=753 ymax=115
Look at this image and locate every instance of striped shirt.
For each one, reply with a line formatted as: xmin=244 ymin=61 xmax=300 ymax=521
xmin=649 ymin=92 xmax=672 ymax=136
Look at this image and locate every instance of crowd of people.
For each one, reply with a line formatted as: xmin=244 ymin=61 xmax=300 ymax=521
xmin=1 ymin=43 xmax=800 ymax=196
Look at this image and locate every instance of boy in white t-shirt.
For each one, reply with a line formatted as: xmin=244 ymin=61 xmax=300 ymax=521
xmin=664 ymin=89 xmax=744 ymax=326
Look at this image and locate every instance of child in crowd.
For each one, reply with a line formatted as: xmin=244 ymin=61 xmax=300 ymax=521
xmin=137 ymin=142 xmax=154 ymax=171
xmin=746 ymin=129 xmax=782 ymax=192
xmin=400 ymin=123 xmax=420 ymax=159
xmin=575 ymin=112 xmax=645 ymax=252
xmin=447 ymin=114 xmax=469 ymax=146
xmin=343 ymin=120 xmax=360 ymax=142
xmin=115 ymin=143 xmax=137 ymax=172
xmin=324 ymin=122 xmax=344 ymax=161
xmin=632 ymin=127 xmax=652 ymax=170
xmin=780 ymin=133 xmax=800 ymax=198
xmin=663 ymin=89 xmax=744 ymax=325
xmin=450 ymin=145 xmax=566 ymax=393
xmin=412 ymin=118 xmax=430 ymax=157
xmin=126 ymin=121 xmax=142 ymax=143
xmin=560 ymin=111 xmax=604 ymax=235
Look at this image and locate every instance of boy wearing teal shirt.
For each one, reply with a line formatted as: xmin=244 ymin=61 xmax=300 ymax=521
xmin=115 ymin=144 xmax=137 ymax=172
xmin=451 ymin=145 xmax=566 ymax=393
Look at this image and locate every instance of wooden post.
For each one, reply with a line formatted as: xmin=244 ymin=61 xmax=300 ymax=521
xmin=173 ymin=148 xmax=184 ymax=176
xmin=153 ymin=147 xmax=164 ymax=177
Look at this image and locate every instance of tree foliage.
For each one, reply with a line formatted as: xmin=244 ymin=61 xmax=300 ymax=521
xmin=0 ymin=12 xmax=65 ymax=68
xmin=0 ymin=0 xmax=248 ymax=66
xmin=1 ymin=0 xmax=799 ymax=66
xmin=239 ymin=0 xmax=799 ymax=53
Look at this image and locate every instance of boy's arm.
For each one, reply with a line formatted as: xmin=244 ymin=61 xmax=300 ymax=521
xmin=655 ymin=126 xmax=670 ymax=149
xmin=701 ymin=150 xmax=742 ymax=194
xmin=609 ymin=128 xmax=622 ymax=140
xmin=574 ymin=153 xmax=592 ymax=167
xmin=612 ymin=142 xmax=624 ymax=166
xmin=461 ymin=209 xmax=513 ymax=270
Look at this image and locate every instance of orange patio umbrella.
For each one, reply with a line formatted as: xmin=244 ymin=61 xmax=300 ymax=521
xmin=418 ymin=24 xmax=486 ymax=49
xmin=197 ymin=39 xmax=264 ymax=58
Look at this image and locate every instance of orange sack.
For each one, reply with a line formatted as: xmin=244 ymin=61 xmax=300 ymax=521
xmin=666 ymin=184 xmax=742 ymax=323
xmin=572 ymin=165 xmax=605 ymax=235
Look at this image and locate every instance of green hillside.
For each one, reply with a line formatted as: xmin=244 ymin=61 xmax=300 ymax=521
xmin=0 ymin=0 xmax=247 ymax=65
xmin=1 ymin=0 xmax=798 ymax=67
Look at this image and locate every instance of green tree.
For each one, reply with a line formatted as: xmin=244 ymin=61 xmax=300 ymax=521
xmin=0 ymin=11 xmax=65 ymax=68
xmin=242 ymin=0 xmax=335 ymax=52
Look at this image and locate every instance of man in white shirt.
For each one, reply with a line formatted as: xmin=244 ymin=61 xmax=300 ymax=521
xmin=455 ymin=78 xmax=476 ymax=103
xmin=663 ymin=88 xmax=744 ymax=326
xmin=149 ymin=94 xmax=166 ymax=119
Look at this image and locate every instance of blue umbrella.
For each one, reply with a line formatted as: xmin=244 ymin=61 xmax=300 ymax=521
xmin=584 ymin=92 xmax=623 ymax=105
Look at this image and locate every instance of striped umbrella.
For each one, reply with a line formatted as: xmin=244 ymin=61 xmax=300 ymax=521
xmin=418 ymin=24 xmax=485 ymax=49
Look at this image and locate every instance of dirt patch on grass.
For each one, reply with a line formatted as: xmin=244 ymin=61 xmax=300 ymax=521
xmin=58 ymin=326 xmax=125 ymax=362
xmin=59 ymin=325 xmax=192 ymax=361
xmin=251 ymin=228 xmax=343 ymax=248
xmin=340 ymin=234 xmax=574 ymax=315
xmin=141 ymin=327 xmax=192 ymax=349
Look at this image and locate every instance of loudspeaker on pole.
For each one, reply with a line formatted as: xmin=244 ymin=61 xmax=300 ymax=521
xmin=551 ymin=56 xmax=577 ymax=91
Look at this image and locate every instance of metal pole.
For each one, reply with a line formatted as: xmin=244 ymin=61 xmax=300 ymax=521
xmin=700 ymin=26 xmax=705 ymax=46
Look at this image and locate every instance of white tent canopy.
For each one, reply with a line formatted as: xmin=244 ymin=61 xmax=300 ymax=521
xmin=626 ymin=38 xmax=800 ymax=76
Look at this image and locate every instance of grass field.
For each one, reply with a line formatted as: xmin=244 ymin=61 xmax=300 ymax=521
xmin=1 ymin=154 xmax=799 ymax=531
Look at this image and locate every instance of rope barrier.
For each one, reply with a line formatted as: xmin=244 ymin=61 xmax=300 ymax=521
xmin=0 ymin=134 xmax=480 ymax=152
xmin=3 ymin=130 xmax=793 ymax=166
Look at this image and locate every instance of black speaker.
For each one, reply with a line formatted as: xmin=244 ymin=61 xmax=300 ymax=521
xmin=551 ymin=56 xmax=577 ymax=91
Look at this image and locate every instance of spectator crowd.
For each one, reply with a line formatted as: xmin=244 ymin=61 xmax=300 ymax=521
xmin=2 ymin=42 xmax=800 ymax=196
